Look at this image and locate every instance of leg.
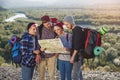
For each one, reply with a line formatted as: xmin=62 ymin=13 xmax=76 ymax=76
xmin=72 ymin=57 xmax=83 ymax=80
xmin=59 ymin=59 xmax=65 ymax=80
xmin=65 ymin=61 xmax=73 ymax=80
xmin=22 ymin=65 xmax=34 ymax=80
xmin=39 ymin=59 xmax=46 ymax=80
xmin=47 ymin=56 xmax=56 ymax=80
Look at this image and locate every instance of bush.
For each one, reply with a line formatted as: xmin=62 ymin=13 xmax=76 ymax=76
xmin=103 ymin=33 xmax=117 ymax=43
xmin=106 ymin=47 xmax=118 ymax=62
xmin=0 ymin=56 xmax=5 ymax=66
xmin=102 ymin=42 xmax=111 ymax=50
xmin=108 ymin=39 xmax=117 ymax=45
xmin=113 ymin=43 xmax=120 ymax=50
xmin=103 ymin=66 xmax=111 ymax=72
xmin=113 ymin=57 xmax=120 ymax=67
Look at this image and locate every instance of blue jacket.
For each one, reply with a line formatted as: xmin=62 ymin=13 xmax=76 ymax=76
xmin=20 ymin=32 xmax=40 ymax=67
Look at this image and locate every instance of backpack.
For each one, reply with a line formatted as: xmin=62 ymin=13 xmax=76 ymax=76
xmin=80 ymin=28 xmax=102 ymax=59
xmin=8 ymin=35 xmax=22 ymax=64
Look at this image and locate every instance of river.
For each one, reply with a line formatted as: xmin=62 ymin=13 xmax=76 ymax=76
xmin=5 ymin=13 xmax=27 ymax=22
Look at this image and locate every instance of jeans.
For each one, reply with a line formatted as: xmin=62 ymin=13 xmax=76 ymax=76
xmin=72 ymin=57 xmax=83 ymax=80
xmin=58 ymin=59 xmax=73 ymax=80
xmin=22 ymin=65 xmax=34 ymax=80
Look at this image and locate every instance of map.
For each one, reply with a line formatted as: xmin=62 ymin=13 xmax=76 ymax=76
xmin=38 ymin=38 xmax=70 ymax=54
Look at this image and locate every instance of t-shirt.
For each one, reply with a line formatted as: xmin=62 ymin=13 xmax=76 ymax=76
xmin=72 ymin=26 xmax=85 ymax=51
xmin=58 ymin=33 xmax=72 ymax=61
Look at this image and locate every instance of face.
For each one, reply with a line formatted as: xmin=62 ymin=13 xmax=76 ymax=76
xmin=63 ymin=22 xmax=72 ymax=30
xmin=43 ymin=21 xmax=52 ymax=29
xmin=54 ymin=26 xmax=63 ymax=36
xmin=28 ymin=25 xmax=37 ymax=36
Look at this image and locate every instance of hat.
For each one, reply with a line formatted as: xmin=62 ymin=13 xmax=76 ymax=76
xmin=41 ymin=15 xmax=50 ymax=23
xmin=63 ymin=16 xmax=75 ymax=25
xmin=55 ymin=22 xmax=64 ymax=29
xmin=51 ymin=18 xmax=58 ymax=23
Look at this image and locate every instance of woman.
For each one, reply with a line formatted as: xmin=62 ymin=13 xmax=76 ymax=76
xmin=20 ymin=22 xmax=41 ymax=80
xmin=54 ymin=22 xmax=73 ymax=80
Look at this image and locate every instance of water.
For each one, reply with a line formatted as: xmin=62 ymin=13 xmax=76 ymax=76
xmin=5 ymin=13 xmax=27 ymax=22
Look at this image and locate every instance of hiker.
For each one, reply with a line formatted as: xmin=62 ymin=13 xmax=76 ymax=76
xmin=37 ymin=15 xmax=57 ymax=80
xmin=54 ymin=22 xmax=73 ymax=80
xmin=20 ymin=22 xmax=41 ymax=80
xmin=63 ymin=16 xmax=85 ymax=80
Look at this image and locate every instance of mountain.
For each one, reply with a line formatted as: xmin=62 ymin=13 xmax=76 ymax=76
xmin=0 ymin=6 xmax=7 ymax=11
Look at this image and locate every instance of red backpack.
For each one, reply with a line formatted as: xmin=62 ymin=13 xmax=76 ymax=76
xmin=81 ymin=28 xmax=102 ymax=59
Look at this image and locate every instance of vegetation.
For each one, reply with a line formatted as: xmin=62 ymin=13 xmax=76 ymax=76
xmin=0 ymin=5 xmax=120 ymax=72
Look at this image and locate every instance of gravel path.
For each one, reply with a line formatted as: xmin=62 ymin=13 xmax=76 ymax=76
xmin=0 ymin=66 xmax=120 ymax=80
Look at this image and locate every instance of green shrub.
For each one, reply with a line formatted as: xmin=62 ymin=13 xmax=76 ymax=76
xmin=106 ymin=47 xmax=118 ymax=62
xmin=0 ymin=56 xmax=5 ymax=66
xmin=113 ymin=57 xmax=120 ymax=67
xmin=102 ymin=42 xmax=111 ymax=50
xmin=113 ymin=43 xmax=120 ymax=50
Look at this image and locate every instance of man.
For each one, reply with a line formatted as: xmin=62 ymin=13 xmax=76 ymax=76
xmin=37 ymin=15 xmax=57 ymax=80
xmin=63 ymin=16 xmax=85 ymax=80
xmin=20 ymin=22 xmax=41 ymax=80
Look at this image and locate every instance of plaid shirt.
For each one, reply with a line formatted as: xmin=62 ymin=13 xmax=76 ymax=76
xmin=38 ymin=26 xmax=56 ymax=58
xmin=20 ymin=32 xmax=40 ymax=67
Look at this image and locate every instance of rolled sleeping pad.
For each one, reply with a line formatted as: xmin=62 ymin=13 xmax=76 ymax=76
xmin=99 ymin=26 xmax=109 ymax=35
xmin=94 ymin=46 xmax=103 ymax=56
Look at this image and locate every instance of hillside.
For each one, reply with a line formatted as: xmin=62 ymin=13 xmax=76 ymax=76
xmin=0 ymin=5 xmax=120 ymax=73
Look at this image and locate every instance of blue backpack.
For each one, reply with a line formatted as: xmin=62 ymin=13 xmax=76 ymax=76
xmin=8 ymin=35 xmax=22 ymax=64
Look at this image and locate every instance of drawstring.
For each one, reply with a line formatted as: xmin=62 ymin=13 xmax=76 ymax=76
xmin=66 ymin=33 xmax=69 ymax=42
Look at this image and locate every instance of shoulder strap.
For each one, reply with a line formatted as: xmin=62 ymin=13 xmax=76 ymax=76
xmin=66 ymin=33 xmax=69 ymax=42
xmin=38 ymin=24 xmax=43 ymax=39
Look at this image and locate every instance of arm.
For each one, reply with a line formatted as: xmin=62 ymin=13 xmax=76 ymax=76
xmin=70 ymin=27 xmax=83 ymax=63
xmin=70 ymin=50 xmax=78 ymax=63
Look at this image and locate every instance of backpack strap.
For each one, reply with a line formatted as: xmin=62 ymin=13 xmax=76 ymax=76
xmin=66 ymin=33 xmax=69 ymax=42
xmin=38 ymin=24 xmax=43 ymax=39
xmin=85 ymin=29 xmax=90 ymax=48
xmin=96 ymin=33 xmax=101 ymax=46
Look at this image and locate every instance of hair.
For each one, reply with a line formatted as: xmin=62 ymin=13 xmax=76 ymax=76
xmin=27 ymin=22 xmax=36 ymax=31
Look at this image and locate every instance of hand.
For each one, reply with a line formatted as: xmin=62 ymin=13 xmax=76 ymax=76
xmin=33 ymin=50 xmax=40 ymax=55
xmin=40 ymin=47 xmax=46 ymax=52
xmin=55 ymin=53 xmax=59 ymax=58
xmin=63 ymin=47 xmax=71 ymax=52
xmin=63 ymin=47 xmax=67 ymax=51
xmin=35 ymin=55 xmax=41 ymax=63
xmin=70 ymin=57 xmax=74 ymax=63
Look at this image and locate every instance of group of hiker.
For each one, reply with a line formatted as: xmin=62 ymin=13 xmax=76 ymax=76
xmin=19 ymin=15 xmax=85 ymax=80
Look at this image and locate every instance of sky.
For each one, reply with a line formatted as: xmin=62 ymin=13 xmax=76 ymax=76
xmin=0 ymin=0 xmax=120 ymax=8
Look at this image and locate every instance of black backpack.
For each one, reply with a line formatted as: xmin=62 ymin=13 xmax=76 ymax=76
xmin=80 ymin=28 xmax=102 ymax=59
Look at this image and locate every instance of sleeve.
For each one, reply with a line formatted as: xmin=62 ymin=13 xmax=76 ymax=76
xmin=72 ymin=27 xmax=84 ymax=50
xmin=36 ymin=27 xmax=40 ymax=39
xmin=20 ymin=37 xmax=29 ymax=56
xmin=35 ymin=36 xmax=41 ymax=51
